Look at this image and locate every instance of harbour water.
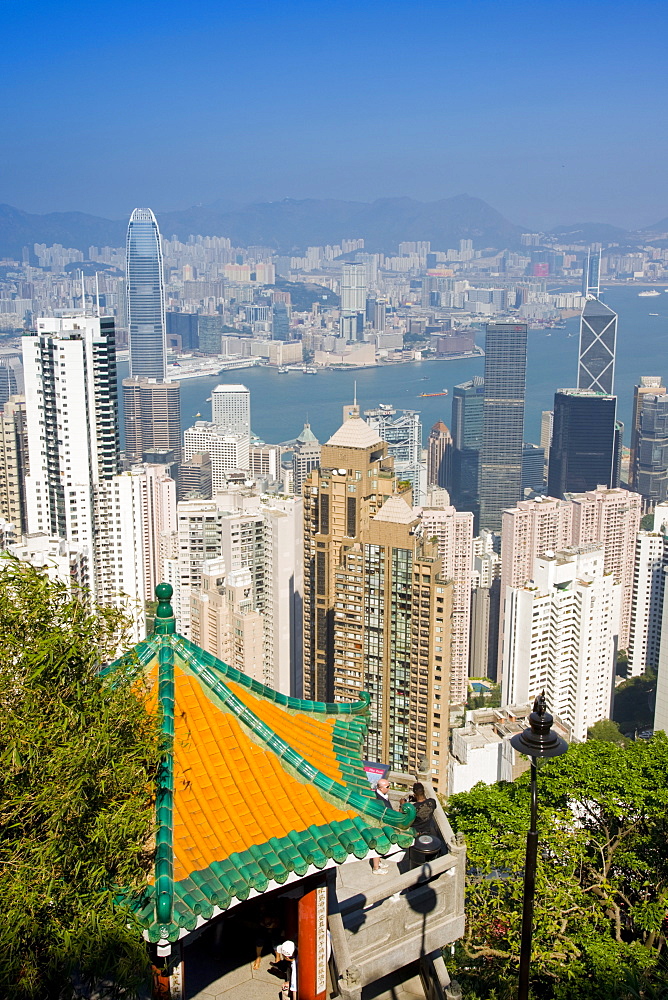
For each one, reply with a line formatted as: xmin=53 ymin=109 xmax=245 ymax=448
xmin=118 ymin=286 xmax=668 ymax=448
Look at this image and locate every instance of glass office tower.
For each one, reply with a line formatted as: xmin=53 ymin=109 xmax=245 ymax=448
xmin=578 ymin=296 xmax=617 ymax=395
xmin=479 ymin=324 xmax=527 ymax=531
xmin=126 ymin=208 xmax=166 ymax=380
xmin=451 ymin=375 xmax=485 ymax=509
xmin=548 ymin=389 xmax=617 ymax=497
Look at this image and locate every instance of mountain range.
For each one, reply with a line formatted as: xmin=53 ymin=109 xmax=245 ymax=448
xmin=0 ymin=197 xmax=666 ymax=260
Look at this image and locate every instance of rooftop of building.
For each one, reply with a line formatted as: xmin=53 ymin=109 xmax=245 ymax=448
xmin=373 ymin=494 xmax=416 ymax=525
xmin=583 ymin=296 xmax=617 ymax=317
xmin=326 ymin=415 xmax=383 ymax=450
xmin=295 ymin=421 xmax=319 ymax=444
xmin=108 ymin=586 xmax=417 ymax=945
xmin=212 ymin=383 xmax=249 ymax=393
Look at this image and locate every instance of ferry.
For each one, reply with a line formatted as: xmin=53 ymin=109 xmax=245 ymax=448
xmin=639 ymin=290 xmax=661 ymax=297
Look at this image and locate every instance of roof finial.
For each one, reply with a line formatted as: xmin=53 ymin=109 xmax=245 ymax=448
xmin=154 ymin=583 xmax=175 ymax=634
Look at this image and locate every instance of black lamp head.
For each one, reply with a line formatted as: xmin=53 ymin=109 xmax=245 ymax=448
xmin=509 ymin=692 xmax=568 ymax=759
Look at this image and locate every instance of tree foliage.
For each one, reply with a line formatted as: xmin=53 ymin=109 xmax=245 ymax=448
xmin=448 ymin=738 xmax=668 ymax=999
xmin=0 ymin=559 xmax=160 ymax=999
xmin=587 ymin=719 xmax=627 ymax=744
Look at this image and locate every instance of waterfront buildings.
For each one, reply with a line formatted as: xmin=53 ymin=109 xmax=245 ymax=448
xmin=578 ymin=296 xmax=617 ymax=395
xmin=427 ymin=420 xmax=453 ymax=490
xmin=211 ymin=383 xmax=251 ymax=435
xmin=501 ymin=544 xmax=620 ymax=742
xmin=548 ymin=389 xmax=618 ymax=496
xmin=126 ymin=208 xmax=166 ymax=380
xmin=479 ymin=323 xmax=527 ymax=531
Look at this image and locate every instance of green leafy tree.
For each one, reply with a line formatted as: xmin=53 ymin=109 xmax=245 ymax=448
xmin=0 ymin=559 xmax=160 ymax=999
xmin=448 ymin=738 xmax=668 ymax=1000
xmin=587 ymin=719 xmax=627 ymax=744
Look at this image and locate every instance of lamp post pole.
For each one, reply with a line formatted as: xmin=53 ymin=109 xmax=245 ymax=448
xmin=517 ymin=758 xmax=538 ymax=1000
xmin=510 ymin=694 xmax=568 ymax=1000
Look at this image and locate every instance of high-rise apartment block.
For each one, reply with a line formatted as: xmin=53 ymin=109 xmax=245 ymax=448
xmin=548 ymin=389 xmax=618 ymax=496
xmin=302 ymin=414 xmax=453 ymax=790
xmin=479 ymin=324 xmax=527 ymax=531
xmin=569 ymin=486 xmax=641 ymax=650
xmin=427 ymin=421 xmax=452 ymax=490
xmin=501 ymin=544 xmax=620 ymax=742
xmin=191 ymin=559 xmax=264 ymax=682
xmin=627 ymin=503 xmax=668 ymax=677
xmin=23 ymin=315 xmax=120 ymax=595
xmin=419 ymin=488 xmax=473 ymax=704
xmin=126 ymin=208 xmax=166 ymax=380
xmin=0 ymin=396 xmax=28 ymax=534
xmin=211 ymin=383 xmax=251 ymax=436
xmin=578 ymin=296 xmax=617 ymax=395
xmin=340 ymin=262 xmax=367 ymax=340
xmin=123 ymin=377 xmax=182 ymax=467
xmin=469 ymin=530 xmax=501 ymax=680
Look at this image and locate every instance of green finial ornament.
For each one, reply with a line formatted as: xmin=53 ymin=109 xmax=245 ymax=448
xmin=154 ymin=583 xmax=175 ymax=633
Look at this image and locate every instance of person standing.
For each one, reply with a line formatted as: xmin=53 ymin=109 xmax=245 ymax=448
xmin=372 ymin=779 xmax=391 ymax=875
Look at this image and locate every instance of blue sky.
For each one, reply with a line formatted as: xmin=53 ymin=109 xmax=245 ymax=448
xmin=1 ymin=0 xmax=666 ymax=228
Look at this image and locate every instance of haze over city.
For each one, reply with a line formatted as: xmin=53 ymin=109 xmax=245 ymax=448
xmin=2 ymin=0 xmax=667 ymax=229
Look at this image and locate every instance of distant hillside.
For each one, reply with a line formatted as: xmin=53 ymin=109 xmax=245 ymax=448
xmin=0 ymin=195 xmax=524 ymax=258
xmin=643 ymin=217 xmax=668 ymax=233
xmin=0 ymin=204 xmax=126 ymax=259
xmin=550 ymin=222 xmax=629 ymax=243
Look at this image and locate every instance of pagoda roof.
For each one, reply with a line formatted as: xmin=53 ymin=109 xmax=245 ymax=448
xmin=326 ymin=416 xmax=383 ymax=449
xmin=110 ymin=586 xmax=415 ymax=944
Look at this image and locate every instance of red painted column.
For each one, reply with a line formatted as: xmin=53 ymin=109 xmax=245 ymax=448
xmin=297 ymin=882 xmax=328 ymax=1000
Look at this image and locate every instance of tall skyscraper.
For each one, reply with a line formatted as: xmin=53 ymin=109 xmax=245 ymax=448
xmin=630 ymin=377 xmax=665 ymax=490
xmin=627 ymin=503 xmax=668 ymax=677
xmin=632 ymin=392 xmax=668 ymax=506
xmin=23 ymin=315 xmax=120 ymax=596
xmin=479 ymin=324 xmax=527 ymax=531
xmin=340 ymin=262 xmax=367 ymax=341
xmin=548 ymin=389 xmax=617 ymax=497
xmin=126 ymin=208 xmax=166 ymax=380
xmin=581 ymin=248 xmax=601 ymax=298
xmin=451 ymin=376 xmax=485 ymax=509
xmin=578 ymin=296 xmax=617 ymax=395
xmin=301 ymin=413 xmax=453 ymax=789
xmin=501 ymin=544 xmax=620 ymax=742
xmin=123 ymin=377 xmax=182 ymax=467
xmin=211 ymin=383 xmax=251 ymax=436
xmin=364 ymin=404 xmax=425 ymax=503
xmin=183 ymin=422 xmax=250 ymax=489
xmin=427 ymin=421 xmax=453 ymax=490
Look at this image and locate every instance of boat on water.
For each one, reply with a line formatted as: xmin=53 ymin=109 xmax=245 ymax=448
xmin=277 ymin=366 xmax=289 ymax=374
xmin=417 ymin=390 xmax=449 ymax=398
xmin=649 ymin=313 xmax=659 ymax=316
xmin=639 ymin=290 xmax=661 ymax=297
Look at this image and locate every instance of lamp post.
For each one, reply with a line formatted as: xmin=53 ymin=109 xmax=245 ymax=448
xmin=509 ymin=694 xmax=567 ymax=1000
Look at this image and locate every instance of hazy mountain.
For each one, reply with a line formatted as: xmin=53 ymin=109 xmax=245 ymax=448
xmin=0 ymin=195 xmax=523 ymax=258
xmin=0 ymin=204 xmax=126 ymax=259
xmin=550 ymin=222 xmax=629 ymax=243
xmin=643 ymin=217 xmax=668 ymax=233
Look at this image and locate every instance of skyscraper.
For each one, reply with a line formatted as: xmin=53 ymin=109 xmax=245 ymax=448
xmin=578 ymin=296 xmax=617 ymax=395
xmin=581 ymin=248 xmax=601 ymax=298
xmin=364 ymin=404 xmax=425 ymax=503
xmin=123 ymin=377 xmax=182 ymax=467
xmin=126 ymin=208 xmax=166 ymax=380
xmin=634 ymin=393 xmax=668 ymax=507
xmin=548 ymin=389 xmax=617 ymax=496
xmin=627 ymin=503 xmax=668 ymax=677
xmin=479 ymin=324 xmax=527 ymax=531
xmin=427 ymin=421 xmax=453 ymax=490
xmin=630 ymin=377 xmax=665 ymax=488
xmin=291 ymin=422 xmax=321 ymax=497
xmin=340 ymin=262 xmax=366 ymax=341
xmin=211 ymin=384 xmax=251 ymax=436
xmin=0 ymin=396 xmax=28 ymax=534
xmin=450 ymin=376 xmax=485 ymax=509
xmin=23 ymin=315 xmax=120 ymax=596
